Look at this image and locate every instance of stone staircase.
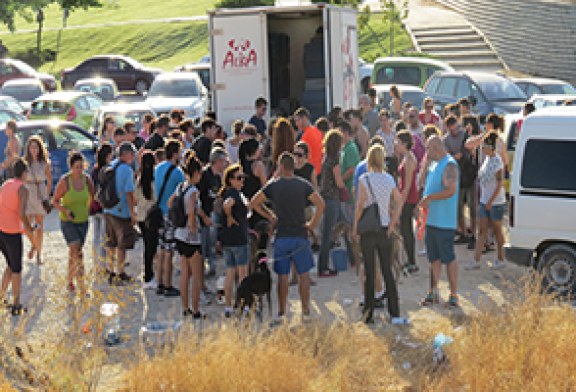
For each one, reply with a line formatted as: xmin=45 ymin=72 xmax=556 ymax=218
xmin=409 ymin=24 xmax=506 ymax=72
xmin=435 ymin=0 xmax=576 ymax=83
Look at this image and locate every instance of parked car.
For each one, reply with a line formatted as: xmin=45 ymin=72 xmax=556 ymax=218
xmin=371 ymin=57 xmax=453 ymax=89
xmin=512 ymin=77 xmax=576 ymax=99
xmin=528 ymin=94 xmax=576 ymax=110
xmin=0 ymin=58 xmax=57 ymax=91
xmin=374 ymin=84 xmax=425 ymax=111
xmin=29 ymin=91 xmax=103 ymax=131
xmin=145 ymin=72 xmax=207 ymax=119
xmin=358 ymin=58 xmax=373 ymax=93
xmin=0 ymin=109 xmax=26 ymax=125
xmin=0 ymin=95 xmax=25 ymax=115
xmin=505 ymin=106 xmax=576 ymax=295
xmin=0 ymin=120 xmax=97 ymax=187
xmin=92 ymin=102 xmax=156 ymax=137
xmin=74 ymin=78 xmax=120 ymax=102
xmin=174 ymin=63 xmax=210 ymax=91
xmin=61 ymin=55 xmax=162 ymax=95
xmin=424 ymin=71 xmax=527 ymax=121
xmin=0 ymin=78 xmax=45 ymax=111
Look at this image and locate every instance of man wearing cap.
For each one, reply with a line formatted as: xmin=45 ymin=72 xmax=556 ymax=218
xmin=104 ymin=142 xmax=138 ymax=285
xmin=197 ymin=147 xmax=229 ymax=278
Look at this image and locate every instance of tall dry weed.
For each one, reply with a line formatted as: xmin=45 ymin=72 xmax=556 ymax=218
xmin=124 ymin=322 xmax=411 ymax=392
xmin=425 ymin=277 xmax=576 ymax=391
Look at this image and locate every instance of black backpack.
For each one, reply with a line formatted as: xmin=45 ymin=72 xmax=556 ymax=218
xmin=96 ymin=162 xmax=124 ymax=209
xmin=169 ymin=183 xmax=193 ymax=228
xmin=145 ymin=165 xmax=176 ymax=233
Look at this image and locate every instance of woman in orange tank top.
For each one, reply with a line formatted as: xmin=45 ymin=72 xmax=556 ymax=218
xmin=0 ymin=159 xmax=38 ymax=316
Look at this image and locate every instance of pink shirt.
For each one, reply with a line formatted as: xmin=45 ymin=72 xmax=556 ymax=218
xmin=0 ymin=179 xmax=24 ymax=234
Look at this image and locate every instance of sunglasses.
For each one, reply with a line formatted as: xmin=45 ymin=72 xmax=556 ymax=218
xmin=234 ymin=174 xmax=246 ymax=181
xmin=425 ymin=106 xmax=433 ymax=109
xmin=294 ymin=152 xmax=305 ymax=158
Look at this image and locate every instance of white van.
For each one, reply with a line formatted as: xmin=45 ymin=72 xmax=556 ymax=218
xmin=505 ymin=106 xmax=576 ymax=294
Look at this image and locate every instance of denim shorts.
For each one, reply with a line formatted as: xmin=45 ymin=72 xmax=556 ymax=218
xmin=425 ymin=226 xmax=456 ymax=264
xmin=61 ymin=220 xmax=89 ymax=246
xmin=224 ymin=245 xmax=249 ymax=268
xmin=273 ymin=237 xmax=314 ymax=275
xmin=478 ymin=203 xmax=505 ymax=221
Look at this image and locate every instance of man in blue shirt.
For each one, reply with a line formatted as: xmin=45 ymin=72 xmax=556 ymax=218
xmin=154 ymin=139 xmax=185 ymax=297
xmin=104 ymin=142 xmax=137 ymax=285
xmin=248 ymin=97 xmax=267 ymax=139
xmin=419 ymin=136 xmax=460 ymax=308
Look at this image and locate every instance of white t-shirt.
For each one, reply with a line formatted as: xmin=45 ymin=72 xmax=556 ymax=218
xmin=478 ymin=154 xmax=506 ymax=205
xmin=174 ymin=184 xmax=202 ymax=245
xmin=359 ymin=172 xmax=397 ymax=227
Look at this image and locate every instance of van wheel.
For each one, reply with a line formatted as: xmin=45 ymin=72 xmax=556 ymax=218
xmin=538 ymin=244 xmax=576 ymax=296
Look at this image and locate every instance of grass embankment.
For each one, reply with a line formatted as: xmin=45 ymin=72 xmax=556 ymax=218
xmin=0 ymin=8 xmax=411 ymax=75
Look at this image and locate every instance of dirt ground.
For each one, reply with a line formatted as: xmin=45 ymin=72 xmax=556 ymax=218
xmin=2 ymin=211 xmax=529 ymax=390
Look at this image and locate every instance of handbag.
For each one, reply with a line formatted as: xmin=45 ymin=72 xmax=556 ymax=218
xmin=357 ymin=175 xmax=382 ymax=235
xmin=31 ymin=166 xmax=52 ymax=214
xmin=145 ymin=165 xmax=176 ymax=233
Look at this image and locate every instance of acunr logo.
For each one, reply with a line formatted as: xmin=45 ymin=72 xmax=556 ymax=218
xmin=223 ymin=39 xmax=257 ymax=69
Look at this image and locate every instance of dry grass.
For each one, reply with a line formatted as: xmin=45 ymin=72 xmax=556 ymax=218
xmin=0 ymin=375 xmax=16 ymax=392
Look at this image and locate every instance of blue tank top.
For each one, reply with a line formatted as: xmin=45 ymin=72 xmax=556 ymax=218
xmin=424 ymin=155 xmax=459 ymax=230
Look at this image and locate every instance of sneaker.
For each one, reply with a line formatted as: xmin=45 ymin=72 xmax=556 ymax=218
xmin=182 ymin=308 xmax=193 ymax=317
xmin=164 ymin=286 xmax=180 ymax=297
xmin=420 ymin=292 xmax=440 ymax=306
xmin=454 ymin=234 xmax=470 ymax=244
xmin=107 ymin=271 xmax=116 ymax=285
xmin=143 ymin=279 xmax=158 ymax=290
xmin=447 ymin=293 xmax=460 ymax=308
xmin=464 ymin=260 xmax=481 ymax=271
xmin=192 ymin=311 xmax=206 ymax=320
xmin=118 ymin=272 xmax=134 ymax=283
xmin=216 ymin=295 xmax=226 ymax=305
xmin=406 ymin=264 xmax=420 ymax=275
xmin=224 ymin=309 xmax=232 ymax=318
xmin=156 ymin=284 xmax=166 ymax=295
xmin=318 ymin=269 xmax=337 ymax=278
xmin=491 ymin=260 xmax=506 ymax=270
xmin=467 ymin=237 xmax=476 ymax=250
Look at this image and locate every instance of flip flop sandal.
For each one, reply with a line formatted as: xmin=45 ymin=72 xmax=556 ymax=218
xmin=11 ymin=305 xmax=28 ymax=316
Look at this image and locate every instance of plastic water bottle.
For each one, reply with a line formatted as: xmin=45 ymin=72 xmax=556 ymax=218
xmin=432 ymin=333 xmax=453 ymax=365
xmin=101 ymin=303 xmax=121 ymax=346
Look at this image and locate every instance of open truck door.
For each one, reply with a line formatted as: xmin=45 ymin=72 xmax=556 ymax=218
xmin=327 ymin=7 xmax=359 ymax=111
xmin=210 ymin=12 xmax=269 ymax=131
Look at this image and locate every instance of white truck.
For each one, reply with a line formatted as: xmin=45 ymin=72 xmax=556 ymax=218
xmin=208 ymin=3 xmax=359 ymax=131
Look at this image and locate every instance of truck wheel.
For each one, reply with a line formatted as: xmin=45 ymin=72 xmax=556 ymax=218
xmin=135 ymin=79 xmax=149 ymax=95
xmin=537 ymin=244 xmax=576 ymax=296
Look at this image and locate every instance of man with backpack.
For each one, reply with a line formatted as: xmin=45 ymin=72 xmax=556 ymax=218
xmin=144 ymin=115 xmax=170 ymax=151
xmin=154 ymin=139 xmax=185 ymax=297
xmin=103 ymin=142 xmax=138 ymax=285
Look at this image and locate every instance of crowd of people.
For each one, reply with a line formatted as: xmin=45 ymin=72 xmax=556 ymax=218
xmin=0 ymin=88 xmax=521 ymax=323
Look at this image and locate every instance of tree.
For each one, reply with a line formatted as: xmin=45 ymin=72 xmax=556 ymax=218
xmin=0 ymin=0 xmax=27 ymax=32
xmin=380 ymin=0 xmax=408 ymax=56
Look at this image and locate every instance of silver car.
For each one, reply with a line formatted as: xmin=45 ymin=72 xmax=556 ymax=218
xmin=145 ymin=72 xmax=207 ymax=120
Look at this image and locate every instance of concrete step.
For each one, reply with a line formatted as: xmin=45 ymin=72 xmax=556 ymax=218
xmin=416 ymin=35 xmax=485 ymax=45
xmin=419 ymin=41 xmax=489 ymax=51
xmin=448 ymin=58 xmax=503 ymax=68
xmin=411 ymin=27 xmax=475 ymax=38
xmin=430 ymin=52 xmax=498 ymax=63
xmin=410 ymin=25 xmax=470 ymax=33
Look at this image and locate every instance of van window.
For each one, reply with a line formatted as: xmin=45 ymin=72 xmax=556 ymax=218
xmin=31 ymin=100 xmax=71 ymax=115
xmin=521 ymin=140 xmax=576 ymax=192
xmin=375 ymin=66 xmax=421 ymax=86
xmin=437 ymin=77 xmax=457 ymax=96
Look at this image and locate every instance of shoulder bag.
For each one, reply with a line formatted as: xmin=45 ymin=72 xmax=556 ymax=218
xmin=357 ymin=175 xmax=382 ymax=235
xmin=144 ymin=165 xmax=176 ymax=233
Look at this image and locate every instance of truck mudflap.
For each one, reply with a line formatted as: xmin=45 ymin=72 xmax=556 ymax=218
xmin=504 ymin=245 xmax=534 ymax=267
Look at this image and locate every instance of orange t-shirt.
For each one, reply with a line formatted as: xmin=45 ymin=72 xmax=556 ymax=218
xmin=301 ymin=125 xmax=323 ymax=175
xmin=0 ymin=179 xmax=24 ymax=234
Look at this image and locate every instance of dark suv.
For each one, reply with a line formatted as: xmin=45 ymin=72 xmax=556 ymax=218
xmin=61 ymin=55 xmax=162 ymax=95
xmin=424 ymin=71 xmax=527 ymax=121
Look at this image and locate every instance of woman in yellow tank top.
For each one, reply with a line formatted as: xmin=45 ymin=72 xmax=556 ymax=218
xmin=52 ymin=152 xmax=94 ymax=295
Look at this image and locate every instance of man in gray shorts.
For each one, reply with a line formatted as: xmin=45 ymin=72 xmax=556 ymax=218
xmin=419 ymin=136 xmax=460 ymax=307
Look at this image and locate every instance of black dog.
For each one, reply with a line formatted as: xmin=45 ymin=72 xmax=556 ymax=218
xmin=235 ymin=251 xmax=272 ymax=320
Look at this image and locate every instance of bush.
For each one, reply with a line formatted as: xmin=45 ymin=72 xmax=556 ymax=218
xmin=216 ymin=0 xmax=274 ymax=8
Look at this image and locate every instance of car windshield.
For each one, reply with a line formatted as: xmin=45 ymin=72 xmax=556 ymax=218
xmin=53 ymin=127 xmax=94 ymax=151
xmin=96 ymin=110 xmax=150 ymax=131
xmin=0 ymin=85 xmax=42 ymax=101
xmin=0 ymin=98 xmax=24 ymax=113
xmin=149 ymin=79 xmax=199 ymax=97
xmin=474 ymin=75 xmax=526 ymax=101
xmin=31 ymin=100 xmax=70 ymax=115
xmin=540 ymin=83 xmax=576 ymax=95
xmin=380 ymin=91 xmax=425 ymax=110
xmin=375 ymin=65 xmax=421 ymax=86
xmin=75 ymin=83 xmax=115 ymax=101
